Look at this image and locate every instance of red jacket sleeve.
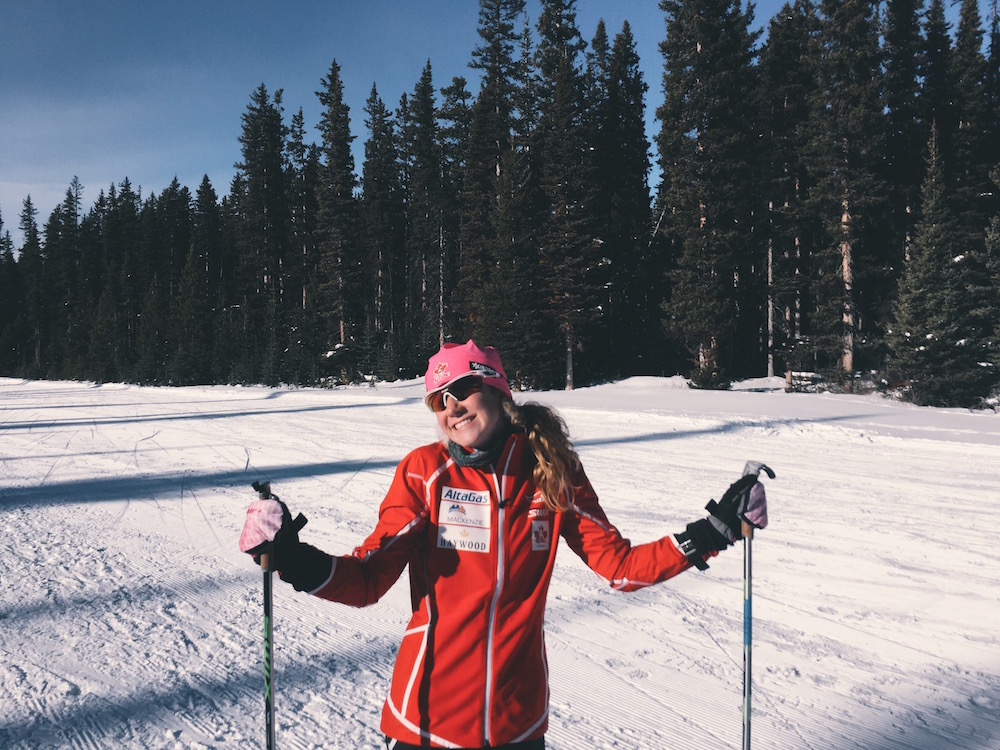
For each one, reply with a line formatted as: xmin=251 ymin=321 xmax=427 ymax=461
xmin=312 ymin=452 xmax=430 ymax=607
xmin=559 ymin=465 xmax=703 ymax=591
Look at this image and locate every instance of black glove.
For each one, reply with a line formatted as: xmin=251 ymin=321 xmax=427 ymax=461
xmin=243 ymin=492 xmax=333 ymax=593
xmin=706 ymin=473 xmax=759 ymax=544
xmin=272 ymin=519 xmax=335 ymax=593
xmin=675 ymin=474 xmax=758 ymax=571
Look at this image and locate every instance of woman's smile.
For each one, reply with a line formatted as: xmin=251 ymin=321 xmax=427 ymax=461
xmin=437 ymin=389 xmax=504 ymax=450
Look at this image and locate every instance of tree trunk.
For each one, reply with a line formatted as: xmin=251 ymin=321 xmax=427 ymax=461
xmin=840 ymin=195 xmax=855 ymax=373
xmin=767 ymin=201 xmax=775 ymax=379
xmin=565 ymin=326 xmax=574 ymax=391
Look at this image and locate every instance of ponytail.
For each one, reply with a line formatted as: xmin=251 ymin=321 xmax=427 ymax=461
xmin=502 ymin=397 xmax=579 ymax=512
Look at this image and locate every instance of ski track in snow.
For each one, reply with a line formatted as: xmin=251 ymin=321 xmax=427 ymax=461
xmin=1 ymin=376 xmax=998 ymax=749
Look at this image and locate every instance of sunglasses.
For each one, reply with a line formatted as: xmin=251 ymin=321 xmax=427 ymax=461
xmin=426 ymin=376 xmax=484 ymax=412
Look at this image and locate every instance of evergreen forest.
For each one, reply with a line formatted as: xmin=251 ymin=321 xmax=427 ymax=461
xmin=2 ymin=0 xmax=999 ymax=408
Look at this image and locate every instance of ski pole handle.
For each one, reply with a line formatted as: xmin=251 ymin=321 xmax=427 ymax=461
xmin=259 ymin=549 xmax=273 ymax=572
xmin=742 ymin=520 xmax=754 ymax=539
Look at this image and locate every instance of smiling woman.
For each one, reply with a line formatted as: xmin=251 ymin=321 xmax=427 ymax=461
xmin=238 ymin=338 xmax=770 ymax=749
xmin=424 ymin=341 xmax=511 ymax=452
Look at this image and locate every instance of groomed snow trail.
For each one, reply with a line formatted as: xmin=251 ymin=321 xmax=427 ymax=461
xmin=1 ymin=376 xmax=998 ymax=749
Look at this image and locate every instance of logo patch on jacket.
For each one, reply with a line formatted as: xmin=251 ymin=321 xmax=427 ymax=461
xmin=531 ymin=520 xmax=550 ymax=551
xmin=438 ymin=486 xmax=491 ymax=552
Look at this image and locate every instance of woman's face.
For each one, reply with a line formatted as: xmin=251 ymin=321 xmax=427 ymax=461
xmin=434 ymin=380 xmax=505 ymax=450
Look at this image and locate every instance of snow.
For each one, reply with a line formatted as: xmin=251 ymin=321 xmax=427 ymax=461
xmin=1 ymin=375 xmax=998 ymax=749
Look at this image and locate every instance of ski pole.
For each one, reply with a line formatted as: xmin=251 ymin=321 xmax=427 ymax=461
xmin=252 ymin=480 xmax=278 ymax=750
xmin=742 ymin=517 xmax=753 ymax=750
xmin=740 ymin=461 xmax=774 ymax=750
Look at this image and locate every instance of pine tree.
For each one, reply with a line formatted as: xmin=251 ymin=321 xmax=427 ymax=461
xmin=474 ymin=143 xmax=552 ymax=389
xmin=400 ymin=63 xmax=447 ymax=361
xmin=656 ymin=0 xmax=763 ymax=388
xmin=987 ymin=3 xmax=1000 ymax=180
xmin=314 ymin=60 xmax=362 ymax=382
xmin=883 ymin=0 xmax=926 ymax=272
xmin=437 ymin=76 xmax=473 ymax=342
xmin=887 ymin=129 xmax=998 ymax=406
xmin=950 ymin=0 xmax=992 ymax=254
xmin=42 ymin=178 xmax=87 ymax=376
xmin=471 ymin=0 xmax=526 ymax=103
xmin=454 ymin=0 xmax=528 ymax=340
xmin=920 ymin=0 xmax=954 ymax=166
xmin=0 ymin=208 xmax=26 ymax=374
xmin=155 ymin=177 xmax=193 ymax=301
xmin=590 ymin=21 xmax=656 ymax=376
xmin=611 ymin=22 xmax=656 ymax=374
xmin=283 ymin=109 xmax=321 ymax=384
xmin=802 ymin=0 xmax=888 ymax=382
xmin=19 ymin=197 xmax=46 ymax=376
xmin=456 ymin=78 xmax=505 ymax=332
xmin=759 ymin=1 xmax=823 ymax=382
xmin=985 ymin=166 xmax=1000 ymax=374
xmin=234 ymin=84 xmax=292 ymax=384
xmin=86 ymin=290 xmax=116 ymax=383
xmin=286 ymin=109 xmax=318 ymax=310
xmin=78 ymin=190 xmax=108 ymax=325
xmin=191 ymin=177 xmax=225 ymax=307
xmin=134 ymin=275 xmax=167 ymax=384
xmin=534 ymin=0 xmax=603 ymax=389
xmin=438 ymin=78 xmax=473 ymax=226
xmin=101 ymin=179 xmax=143 ymax=378
xmin=513 ymin=14 xmax=540 ymax=144
xmin=138 ymin=193 xmax=175 ymax=378
xmin=361 ymin=84 xmax=406 ymax=379
xmin=169 ymin=242 xmax=213 ymax=385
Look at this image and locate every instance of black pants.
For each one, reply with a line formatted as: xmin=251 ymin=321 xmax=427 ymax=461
xmin=386 ymin=738 xmax=545 ymax=750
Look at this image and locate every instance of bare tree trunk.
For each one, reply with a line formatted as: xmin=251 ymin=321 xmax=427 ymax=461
xmin=438 ymin=225 xmax=445 ymax=347
xmin=840 ymin=196 xmax=854 ymax=374
xmin=767 ymin=201 xmax=775 ymax=379
xmin=565 ymin=326 xmax=574 ymax=391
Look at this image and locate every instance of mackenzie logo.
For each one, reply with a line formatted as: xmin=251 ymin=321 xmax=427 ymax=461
xmin=448 ymin=504 xmax=467 ymax=516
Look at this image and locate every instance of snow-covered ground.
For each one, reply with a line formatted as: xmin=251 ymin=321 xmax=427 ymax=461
xmin=1 ymin=375 xmax=998 ymax=749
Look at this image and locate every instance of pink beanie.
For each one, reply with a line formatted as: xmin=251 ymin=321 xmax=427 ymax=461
xmin=424 ymin=340 xmax=511 ymax=398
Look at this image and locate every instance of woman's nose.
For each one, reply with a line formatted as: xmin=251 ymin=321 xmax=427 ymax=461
xmin=443 ymin=393 xmax=465 ymax=414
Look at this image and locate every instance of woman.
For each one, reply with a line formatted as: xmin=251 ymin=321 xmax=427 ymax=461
xmin=240 ymin=340 xmax=767 ymax=749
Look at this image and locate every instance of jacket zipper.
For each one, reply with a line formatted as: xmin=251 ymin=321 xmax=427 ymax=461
xmin=483 ymin=443 xmax=513 ymax=746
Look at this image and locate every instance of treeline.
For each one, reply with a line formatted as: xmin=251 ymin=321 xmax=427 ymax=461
xmin=1 ymin=0 xmax=999 ymax=407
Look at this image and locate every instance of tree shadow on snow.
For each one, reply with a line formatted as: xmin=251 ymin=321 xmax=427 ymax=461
xmin=0 ymin=458 xmax=402 ymax=509
xmin=575 ymin=411 xmax=877 ymax=450
xmin=0 ymin=633 xmax=395 ymax=747
xmin=0 ymin=397 xmax=422 ymax=432
xmin=0 ymin=568 xmax=398 ymax=746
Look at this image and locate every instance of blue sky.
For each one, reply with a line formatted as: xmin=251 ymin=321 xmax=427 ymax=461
xmin=0 ymin=0 xmax=975 ymax=247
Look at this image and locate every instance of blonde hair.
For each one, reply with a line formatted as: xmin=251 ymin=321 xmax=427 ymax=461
xmin=501 ymin=397 xmax=579 ymax=512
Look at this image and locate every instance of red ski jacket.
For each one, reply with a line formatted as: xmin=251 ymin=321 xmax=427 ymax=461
xmin=311 ymin=431 xmax=698 ymax=748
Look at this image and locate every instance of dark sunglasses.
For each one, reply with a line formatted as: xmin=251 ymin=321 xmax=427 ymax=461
xmin=426 ymin=376 xmax=484 ymax=412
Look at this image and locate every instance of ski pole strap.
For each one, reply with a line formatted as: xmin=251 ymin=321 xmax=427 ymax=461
xmin=678 ymin=536 xmax=710 ymax=570
xmin=675 ymin=517 xmax=733 ymax=571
